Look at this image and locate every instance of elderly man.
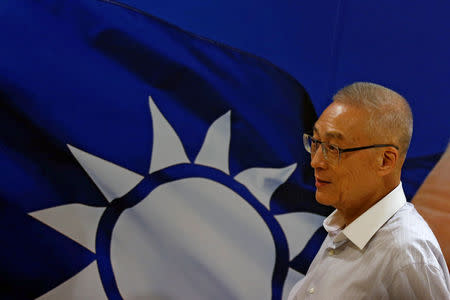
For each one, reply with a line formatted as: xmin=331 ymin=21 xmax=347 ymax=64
xmin=289 ymin=82 xmax=450 ymax=299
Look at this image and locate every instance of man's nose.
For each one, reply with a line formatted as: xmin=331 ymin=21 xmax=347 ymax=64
xmin=310 ymin=145 xmax=327 ymax=169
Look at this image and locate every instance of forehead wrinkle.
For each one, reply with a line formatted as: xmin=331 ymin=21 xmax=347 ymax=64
xmin=313 ymin=125 xmax=345 ymax=141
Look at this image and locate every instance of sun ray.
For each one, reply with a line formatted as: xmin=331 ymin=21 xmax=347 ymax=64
xmin=29 ymin=203 xmax=106 ymax=253
xmin=194 ymin=111 xmax=231 ymax=174
xmin=274 ymin=212 xmax=325 ymax=260
xmin=68 ymin=144 xmax=143 ymax=202
xmin=148 ymin=96 xmax=190 ymax=174
xmin=36 ymin=261 xmax=106 ymax=300
xmin=234 ymin=163 xmax=297 ymax=209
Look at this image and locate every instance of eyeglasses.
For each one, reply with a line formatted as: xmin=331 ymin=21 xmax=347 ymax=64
xmin=303 ymin=133 xmax=399 ymax=164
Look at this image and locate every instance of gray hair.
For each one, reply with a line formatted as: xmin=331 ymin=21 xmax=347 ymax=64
xmin=332 ymin=82 xmax=413 ymax=156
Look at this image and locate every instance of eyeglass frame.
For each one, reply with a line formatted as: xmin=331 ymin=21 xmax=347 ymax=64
xmin=303 ymin=133 xmax=399 ymax=164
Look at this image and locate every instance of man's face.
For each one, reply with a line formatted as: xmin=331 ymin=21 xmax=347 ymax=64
xmin=311 ymin=102 xmax=380 ymax=213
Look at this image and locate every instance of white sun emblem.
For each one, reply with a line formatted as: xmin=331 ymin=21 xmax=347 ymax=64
xmin=29 ymin=96 xmax=324 ymax=300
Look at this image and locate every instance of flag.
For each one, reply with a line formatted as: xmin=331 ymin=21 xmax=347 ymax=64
xmin=0 ymin=0 xmax=329 ymax=299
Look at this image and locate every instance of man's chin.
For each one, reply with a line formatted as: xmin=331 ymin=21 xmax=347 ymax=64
xmin=315 ymin=191 xmax=335 ymax=207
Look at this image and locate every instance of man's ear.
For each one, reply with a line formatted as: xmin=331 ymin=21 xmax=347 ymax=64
xmin=378 ymin=147 xmax=398 ymax=175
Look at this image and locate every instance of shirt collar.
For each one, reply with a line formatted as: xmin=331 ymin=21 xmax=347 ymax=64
xmin=323 ymin=182 xmax=407 ymax=250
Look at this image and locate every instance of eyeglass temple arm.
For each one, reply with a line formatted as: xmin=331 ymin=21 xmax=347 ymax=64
xmin=341 ymin=144 xmax=399 ymax=153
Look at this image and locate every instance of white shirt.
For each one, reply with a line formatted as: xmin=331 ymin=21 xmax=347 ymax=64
xmin=288 ymin=183 xmax=450 ymax=299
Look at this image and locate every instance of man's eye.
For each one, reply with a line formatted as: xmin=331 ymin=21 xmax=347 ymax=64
xmin=326 ymin=144 xmax=339 ymax=155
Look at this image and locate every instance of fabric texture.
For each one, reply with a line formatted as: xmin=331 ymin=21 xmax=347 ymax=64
xmin=288 ymin=183 xmax=450 ymax=299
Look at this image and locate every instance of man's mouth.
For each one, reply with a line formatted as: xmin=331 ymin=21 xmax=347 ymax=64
xmin=315 ymin=178 xmax=331 ymax=187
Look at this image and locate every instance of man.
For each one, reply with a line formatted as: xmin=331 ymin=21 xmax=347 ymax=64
xmin=289 ymin=82 xmax=450 ymax=299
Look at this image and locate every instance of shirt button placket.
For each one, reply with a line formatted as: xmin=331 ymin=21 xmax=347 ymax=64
xmin=328 ymin=249 xmax=335 ymax=256
xmin=308 ymin=287 xmax=315 ymax=294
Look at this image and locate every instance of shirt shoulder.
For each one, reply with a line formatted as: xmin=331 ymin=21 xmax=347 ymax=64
xmin=366 ymin=203 xmax=450 ymax=295
xmin=372 ymin=202 xmax=445 ymax=270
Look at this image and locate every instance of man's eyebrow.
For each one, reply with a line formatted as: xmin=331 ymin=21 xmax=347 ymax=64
xmin=313 ymin=125 xmax=344 ymax=140
xmin=326 ymin=131 xmax=344 ymax=140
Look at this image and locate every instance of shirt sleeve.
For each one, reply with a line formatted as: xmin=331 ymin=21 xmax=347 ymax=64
xmin=387 ymin=263 xmax=450 ymax=300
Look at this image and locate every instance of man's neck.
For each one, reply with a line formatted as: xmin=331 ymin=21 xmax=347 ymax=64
xmin=342 ymin=180 xmax=400 ymax=225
